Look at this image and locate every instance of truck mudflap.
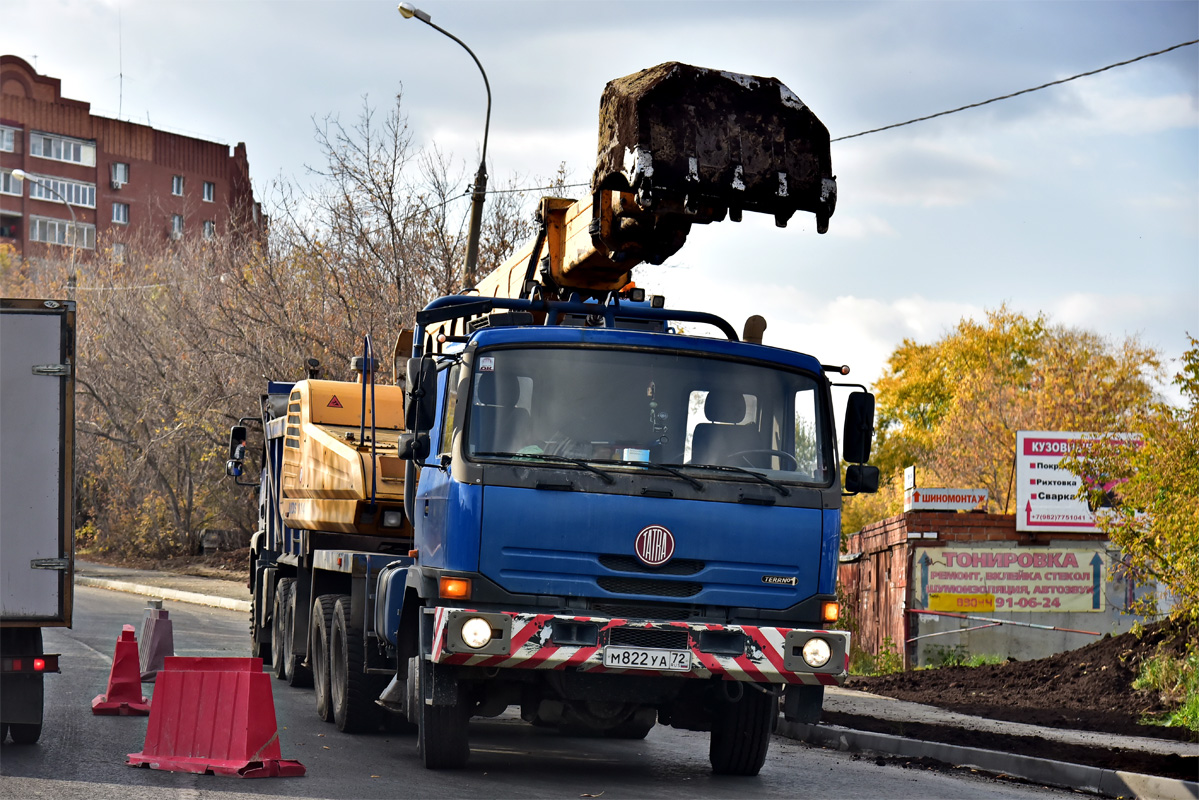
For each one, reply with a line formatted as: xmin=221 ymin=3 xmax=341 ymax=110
xmin=430 ymin=608 xmax=848 ymax=686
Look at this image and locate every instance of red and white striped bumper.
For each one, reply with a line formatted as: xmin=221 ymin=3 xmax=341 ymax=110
xmin=430 ymin=608 xmax=849 ymax=686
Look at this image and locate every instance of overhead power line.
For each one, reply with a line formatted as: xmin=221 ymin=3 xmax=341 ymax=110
xmin=833 ymin=39 xmax=1199 ymax=142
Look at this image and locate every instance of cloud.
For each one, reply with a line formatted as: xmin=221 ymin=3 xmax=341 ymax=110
xmin=828 ymin=214 xmax=897 ymax=239
xmin=641 ymin=267 xmax=983 ymax=386
xmin=837 ymin=140 xmax=1009 ymax=208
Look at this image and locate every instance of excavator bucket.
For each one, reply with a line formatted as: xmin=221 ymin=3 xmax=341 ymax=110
xmin=593 ymin=62 xmax=835 ymax=233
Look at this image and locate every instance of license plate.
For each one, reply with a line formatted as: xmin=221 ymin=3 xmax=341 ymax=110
xmin=602 ymin=645 xmax=692 ymax=672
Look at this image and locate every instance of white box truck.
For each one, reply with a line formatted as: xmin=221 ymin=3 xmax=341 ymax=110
xmin=1 ymin=298 xmax=75 ymax=744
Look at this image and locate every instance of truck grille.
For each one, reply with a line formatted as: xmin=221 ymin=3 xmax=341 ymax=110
xmin=590 ymin=602 xmax=694 ymax=621
xmin=609 ymin=627 xmax=690 ymax=650
xmin=598 ymin=554 xmax=704 ymax=575
xmin=597 ymin=577 xmax=702 ymax=598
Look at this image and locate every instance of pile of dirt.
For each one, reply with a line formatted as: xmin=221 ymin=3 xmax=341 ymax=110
xmin=843 ymin=622 xmax=1196 ymax=781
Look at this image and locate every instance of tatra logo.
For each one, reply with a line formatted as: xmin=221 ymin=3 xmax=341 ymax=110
xmin=634 ymin=525 xmax=675 ymax=567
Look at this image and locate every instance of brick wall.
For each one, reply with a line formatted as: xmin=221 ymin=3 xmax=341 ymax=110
xmin=839 ymin=511 xmax=1112 ymax=668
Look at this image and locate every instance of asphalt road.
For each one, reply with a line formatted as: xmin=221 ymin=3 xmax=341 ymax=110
xmin=0 ymin=587 xmax=1077 ymax=800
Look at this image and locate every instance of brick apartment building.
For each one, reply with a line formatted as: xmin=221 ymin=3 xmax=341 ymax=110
xmin=0 ymin=55 xmax=261 ymax=260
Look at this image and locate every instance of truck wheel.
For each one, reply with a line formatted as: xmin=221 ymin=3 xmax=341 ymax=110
xmin=415 ymin=658 xmax=470 ymax=770
xmin=708 ymin=686 xmax=776 ymax=776
xmin=250 ymin=608 xmax=272 ymax=665
xmin=284 ymin=581 xmax=312 ymax=688
xmin=4 ymin=629 xmax=44 ymax=744
xmin=271 ymin=578 xmax=292 ymax=681
xmin=311 ymin=595 xmax=337 ymax=723
xmin=330 ymin=595 xmax=383 ymax=733
xmin=9 ymin=720 xmax=42 ymax=745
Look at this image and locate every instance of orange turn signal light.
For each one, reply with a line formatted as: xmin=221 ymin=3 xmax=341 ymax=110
xmin=821 ymin=601 xmax=840 ymax=623
xmin=439 ymin=577 xmax=472 ymax=600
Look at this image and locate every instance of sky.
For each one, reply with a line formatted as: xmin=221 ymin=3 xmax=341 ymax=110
xmin=7 ymin=0 xmax=1198 ymax=404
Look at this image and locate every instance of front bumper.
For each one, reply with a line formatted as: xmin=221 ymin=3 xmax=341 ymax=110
xmin=430 ymin=607 xmax=849 ymax=686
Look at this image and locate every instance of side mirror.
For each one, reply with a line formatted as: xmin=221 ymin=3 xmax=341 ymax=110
xmin=396 ymin=431 xmax=430 ymax=461
xmin=226 ymin=425 xmax=247 ymax=477
xmin=404 ymin=356 xmax=438 ymax=433
xmin=842 ymin=391 xmax=875 ymax=464
xmin=845 ymin=464 xmax=880 ymax=494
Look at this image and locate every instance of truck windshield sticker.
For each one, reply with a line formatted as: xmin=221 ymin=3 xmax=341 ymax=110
xmin=479 ymin=357 xmax=494 ymax=372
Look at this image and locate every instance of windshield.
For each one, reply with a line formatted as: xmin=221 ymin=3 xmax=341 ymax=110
xmin=466 ymin=347 xmax=830 ymax=485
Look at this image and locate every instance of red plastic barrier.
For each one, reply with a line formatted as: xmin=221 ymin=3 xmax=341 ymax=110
xmin=92 ymin=625 xmax=151 ymax=715
xmin=127 ymin=657 xmax=305 ymax=778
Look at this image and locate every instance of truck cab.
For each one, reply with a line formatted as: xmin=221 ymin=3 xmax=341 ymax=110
xmin=383 ymin=295 xmax=877 ymax=772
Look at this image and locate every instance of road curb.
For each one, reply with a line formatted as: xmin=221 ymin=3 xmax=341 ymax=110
xmin=778 ymin=719 xmax=1199 ymax=800
xmin=76 ymin=576 xmax=251 ymax=613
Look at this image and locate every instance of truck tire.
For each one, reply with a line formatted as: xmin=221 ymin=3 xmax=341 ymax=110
xmin=330 ymin=595 xmax=383 ymax=733
xmin=9 ymin=718 xmax=42 ymax=745
xmin=311 ymin=594 xmax=337 ymax=723
xmin=708 ymin=686 xmax=776 ymax=776
xmin=285 ymin=581 xmax=312 ymax=688
xmin=415 ymin=657 xmax=470 ymax=770
xmin=271 ymin=578 xmax=292 ymax=681
xmin=4 ymin=628 xmax=44 ymax=744
xmin=250 ymin=607 xmax=272 ymax=665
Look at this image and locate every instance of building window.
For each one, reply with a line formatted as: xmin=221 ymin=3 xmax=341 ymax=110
xmin=26 ymin=174 xmax=96 ymax=209
xmin=30 ymin=132 xmax=96 ymax=166
xmin=0 ymin=126 xmax=15 ymax=153
xmin=112 ymin=242 xmax=126 ymax=263
xmin=203 ymin=181 xmax=214 ymax=202
xmin=171 ymin=214 xmax=184 ymax=238
xmin=0 ymin=214 xmax=19 ymax=239
xmin=171 ymin=175 xmax=184 ymax=196
xmin=111 ymin=162 xmax=129 ymax=187
xmin=30 ymin=215 xmax=96 ymax=250
xmin=203 ymin=220 xmax=215 ymax=239
xmin=113 ymin=202 xmax=129 ymax=224
xmin=0 ymin=170 xmax=20 ymax=196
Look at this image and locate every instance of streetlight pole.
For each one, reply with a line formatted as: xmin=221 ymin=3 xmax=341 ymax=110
xmin=398 ymin=2 xmax=491 ymax=290
xmin=13 ymin=169 xmax=80 ymax=298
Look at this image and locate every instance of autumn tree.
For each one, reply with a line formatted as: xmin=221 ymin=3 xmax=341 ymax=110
xmin=843 ymin=307 xmax=1161 ymax=533
xmin=2 ymin=91 xmax=564 ymax=558
xmin=1066 ymin=338 xmax=1199 ymax=624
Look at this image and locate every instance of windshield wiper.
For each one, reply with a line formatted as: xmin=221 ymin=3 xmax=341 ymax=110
xmin=473 ymin=451 xmax=616 ymax=484
xmin=659 ymin=462 xmax=790 ymax=496
xmin=591 ymin=460 xmax=704 ymax=491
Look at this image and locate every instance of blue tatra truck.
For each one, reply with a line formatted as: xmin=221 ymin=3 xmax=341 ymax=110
xmin=227 ymin=62 xmax=879 ymax=775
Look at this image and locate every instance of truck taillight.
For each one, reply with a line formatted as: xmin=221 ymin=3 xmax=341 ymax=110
xmin=2 ymin=655 xmax=58 ymax=673
xmin=821 ymin=601 xmax=840 ymax=623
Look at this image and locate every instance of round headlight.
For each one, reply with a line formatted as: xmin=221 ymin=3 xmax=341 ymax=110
xmin=460 ymin=617 xmax=493 ymax=649
xmin=801 ymin=637 xmax=832 ymax=668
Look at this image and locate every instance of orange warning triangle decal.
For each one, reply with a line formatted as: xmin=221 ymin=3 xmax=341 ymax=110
xmin=327 ymin=396 xmax=343 ymax=408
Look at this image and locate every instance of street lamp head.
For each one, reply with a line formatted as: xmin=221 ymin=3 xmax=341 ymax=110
xmin=11 ymin=169 xmax=28 ymax=181
xmin=397 ymin=3 xmax=431 ymax=23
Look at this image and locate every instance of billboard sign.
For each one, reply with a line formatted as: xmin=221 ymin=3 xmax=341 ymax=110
xmin=914 ymin=546 xmax=1107 ymax=612
xmin=904 ymin=487 xmax=988 ymax=512
xmin=1015 ymin=431 xmax=1135 ymax=533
